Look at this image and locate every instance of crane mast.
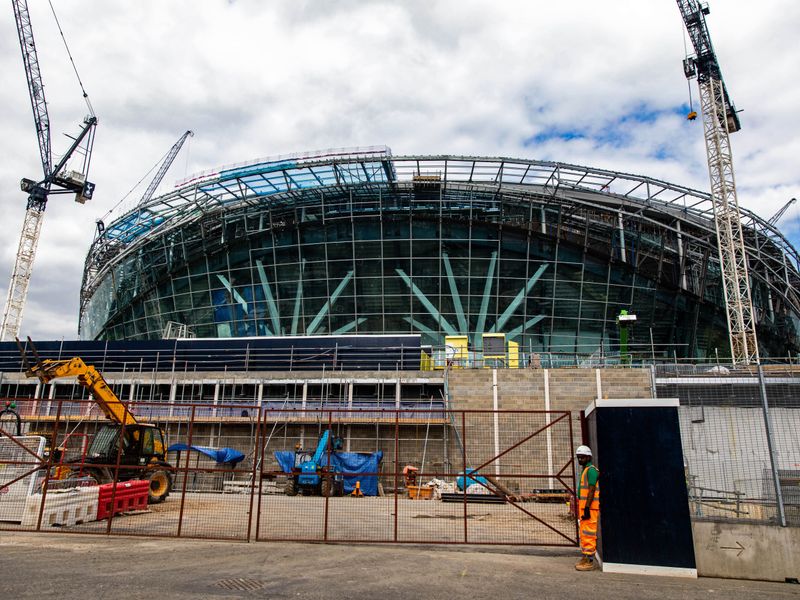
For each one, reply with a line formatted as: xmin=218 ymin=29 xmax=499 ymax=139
xmin=1 ymin=208 xmax=44 ymax=342
xmin=677 ymin=0 xmax=758 ymax=365
xmin=1 ymin=0 xmax=98 ymax=341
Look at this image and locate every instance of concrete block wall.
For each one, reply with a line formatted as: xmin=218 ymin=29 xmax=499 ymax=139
xmin=445 ymin=368 xmax=655 ymax=488
xmin=446 ymin=367 xmax=654 ymax=412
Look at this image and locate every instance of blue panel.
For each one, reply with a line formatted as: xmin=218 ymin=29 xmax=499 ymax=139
xmin=105 ymin=209 xmax=164 ymax=242
xmin=219 ymin=160 xmax=297 ymax=180
xmin=212 ymin=288 xmax=231 ymax=327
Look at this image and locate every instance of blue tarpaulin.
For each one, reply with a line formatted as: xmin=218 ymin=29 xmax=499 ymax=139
xmin=168 ymin=444 xmax=246 ymax=466
xmin=457 ymin=468 xmax=489 ymax=491
xmin=275 ymin=450 xmax=383 ymax=496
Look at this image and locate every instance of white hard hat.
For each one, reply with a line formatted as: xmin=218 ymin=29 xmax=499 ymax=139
xmin=576 ymin=445 xmax=592 ymax=457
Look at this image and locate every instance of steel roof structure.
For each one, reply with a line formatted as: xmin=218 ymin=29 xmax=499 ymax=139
xmin=82 ymin=147 xmax=800 ymax=327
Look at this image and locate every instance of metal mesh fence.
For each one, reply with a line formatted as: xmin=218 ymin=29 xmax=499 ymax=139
xmin=658 ymin=365 xmax=800 ymax=526
xmin=0 ymin=399 xmax=578 ymax=545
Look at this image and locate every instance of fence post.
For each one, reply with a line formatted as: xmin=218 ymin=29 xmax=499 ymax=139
xmin=757 ymin=363 xmax=787 ymax=527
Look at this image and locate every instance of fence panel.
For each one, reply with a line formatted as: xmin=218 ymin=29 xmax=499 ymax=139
xmin=255 ymin=408 xmax=576 ymax=545
xmin=1 ymin=398 xmax=578 ymax=544
xmin=658 ymin=366 xmax=800 ymax=526
xmin=0 ymin=398 xmax=262 ymax=539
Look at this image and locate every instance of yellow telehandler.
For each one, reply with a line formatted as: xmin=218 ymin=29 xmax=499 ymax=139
xmin=17 ymin=338 xmax=173 ymax=503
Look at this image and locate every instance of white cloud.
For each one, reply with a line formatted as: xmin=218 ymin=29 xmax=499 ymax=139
xmin=0 ymin=0 xmax=798 ymax=339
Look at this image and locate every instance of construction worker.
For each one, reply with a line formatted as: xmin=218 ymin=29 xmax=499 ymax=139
xmin=575 ymin=445 xmax=599 ymax=571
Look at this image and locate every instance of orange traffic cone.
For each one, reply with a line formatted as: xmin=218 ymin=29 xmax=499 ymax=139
xmin=351 ymin=481 xmax=364 ymax=497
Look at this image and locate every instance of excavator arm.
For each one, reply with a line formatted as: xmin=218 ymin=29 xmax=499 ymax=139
xmin=17 ymin=338 xmax=137 ymax=426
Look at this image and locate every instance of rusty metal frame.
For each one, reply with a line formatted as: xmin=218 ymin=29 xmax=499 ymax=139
xmin=1 ymin=398 xmax=578 ymax=547
xmin=254 ymin=407 xmax=578 ymax=546
xmin=461 ymin=410 xmax=577 ymax=545
xmin=0 ymin=427 xmax=46 ymax=490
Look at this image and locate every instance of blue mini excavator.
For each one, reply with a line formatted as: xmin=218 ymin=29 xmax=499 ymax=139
xmin=285 ymin=430 xmax=344 ymax=497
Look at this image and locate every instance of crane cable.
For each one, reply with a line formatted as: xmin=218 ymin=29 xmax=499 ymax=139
xmin=99 ymin=133 xmax=195 ymax=225
xmin=681 ymin=23 xmax=695 ymax=117
xmin=47 ymin=0 xmax=94 ymax=117
xmin=98 ymin=152 xmax=167 ymax=223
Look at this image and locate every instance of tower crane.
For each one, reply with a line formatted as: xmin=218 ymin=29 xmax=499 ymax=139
xmin=677 ymin=1 xmax=758 ymax=365
xmin=92 ymin=129 xmax=193 ymax=238
xmin=81 ymin=130 xmax=194 ymax=325
xmin=1 ymin=0 xmax=98 ymax=341
xmin=138 ymin=130 xmax=194 ymax=207
xmin=767 ymin=198 xmax=797 ymax=227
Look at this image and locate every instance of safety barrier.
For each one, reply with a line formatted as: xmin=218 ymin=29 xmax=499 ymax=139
xmin=97 ymin=481 xmax=149 ymax=520
xmin=22 ymin=486 xmax=99 ymax=528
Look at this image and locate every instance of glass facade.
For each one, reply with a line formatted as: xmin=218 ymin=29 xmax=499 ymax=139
xmin=80 ymin=150 xmax=800 ymax=359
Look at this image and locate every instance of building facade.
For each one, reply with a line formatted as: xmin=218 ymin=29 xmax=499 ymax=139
xmin=80 ymin=147 xmax=800 ymax=360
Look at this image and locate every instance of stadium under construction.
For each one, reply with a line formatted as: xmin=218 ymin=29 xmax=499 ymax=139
xmin=4 ymin=0 xmax=800 ymax=584
xmin=3 ymin=149 xmax=800 ymax=577
xmin=77 ymin=147 xmax=800 ymax=361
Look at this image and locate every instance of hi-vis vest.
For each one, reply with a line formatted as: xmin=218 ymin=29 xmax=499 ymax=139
xmin=579 ymin=464 xmax=600 ymax=510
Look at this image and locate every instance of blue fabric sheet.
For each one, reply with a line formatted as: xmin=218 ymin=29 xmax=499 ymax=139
xmin=168 ymin=444 xmax=246 ymax=465
xmin=456 ymin=468 xmax=489 ymax=491
xmin=275 ymin=450 xmax=383 ymax=496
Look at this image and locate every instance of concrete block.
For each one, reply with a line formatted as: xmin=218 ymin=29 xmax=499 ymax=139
xmin=692 ymin=521 xmax=800 ymax=582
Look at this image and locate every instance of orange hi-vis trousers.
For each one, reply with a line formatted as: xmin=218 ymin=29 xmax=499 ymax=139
xmin=578 ymin=465 xmax=600 ymax=557
xmin=579 ymin=505 xmax=599 ymax=556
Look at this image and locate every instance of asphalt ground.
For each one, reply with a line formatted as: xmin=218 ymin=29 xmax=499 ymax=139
xmin=0 ymin=532 xmax=796 ymax=599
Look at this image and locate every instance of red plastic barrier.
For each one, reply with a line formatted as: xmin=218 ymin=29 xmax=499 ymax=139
xmin=96 ymin=480 xmax=150 ymax=520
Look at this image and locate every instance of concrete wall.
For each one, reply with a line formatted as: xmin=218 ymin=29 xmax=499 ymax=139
xmin=693 ymin=521 xmax=800 ymax=582
xmin=446 ymin=367 xmax=654 ymax=412
xmin=443 ymin=368 xmax=655 ymax=490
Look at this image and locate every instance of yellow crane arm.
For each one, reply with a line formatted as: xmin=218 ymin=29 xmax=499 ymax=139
xmin=25 ymin=356 xmax=137 ymax=426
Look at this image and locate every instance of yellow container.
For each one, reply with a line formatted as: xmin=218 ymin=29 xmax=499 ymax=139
xmin=407 ymin=485 xmax=433 ymax=500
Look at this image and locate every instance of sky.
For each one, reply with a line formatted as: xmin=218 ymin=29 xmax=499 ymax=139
xmin=0 ymin=0 xmax=798 ymax=340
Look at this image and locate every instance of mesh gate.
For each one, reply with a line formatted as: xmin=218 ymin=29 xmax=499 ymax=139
xmin=0 ymin=399 xmax=578 ymax=546
xmin=255 ymin=409 xmax=578 ymax=546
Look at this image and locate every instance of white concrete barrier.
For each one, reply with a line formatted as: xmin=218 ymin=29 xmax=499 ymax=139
xmin=22 ymin=486 xmax=100 ymax=528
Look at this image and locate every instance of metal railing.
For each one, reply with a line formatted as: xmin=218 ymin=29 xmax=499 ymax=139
xmin=664 ymin=366 xmax=800 ymax=527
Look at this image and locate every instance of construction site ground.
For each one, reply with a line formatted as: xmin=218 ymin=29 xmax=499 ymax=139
xmin=1 ymin=531 xmax=794 ymax=600
xmin=3 ymin=492 xmax=575 ymax=544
